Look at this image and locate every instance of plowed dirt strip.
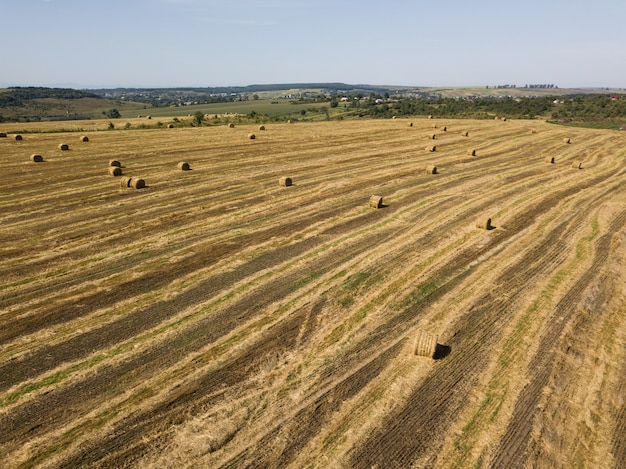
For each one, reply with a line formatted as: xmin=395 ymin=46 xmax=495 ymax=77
xmin=491 ymin=209 xmax=626 ymax=468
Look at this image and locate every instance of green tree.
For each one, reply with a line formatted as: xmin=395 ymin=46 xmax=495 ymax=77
xmin=193 ymin=111 xmax=205 ymax=126
xmin=105 ymin=108 xmax=121 ymax=118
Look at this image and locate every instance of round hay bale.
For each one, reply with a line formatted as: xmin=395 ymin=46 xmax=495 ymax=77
xmin=177 ymin=161 xmax=190 ymax=171
xmin=467 ymin=149 xmax=476 ymax=156
xmin=369 ymin=195 xmax=383 ymax=209
xmin=108 ymin=166 xmax=122 ymax=176
xmin=258 ymin=125 xmax=266 ymax=131
xmin=279 ymin=176 xmax=292 ymax=187
xmin=442 ymin=126 xmax=447 ymax=131
xmin=80 ymin=135 xmax=89 ymax=142
xmin=109 ymin=160 xmax=121 ymax=167
xmin=544 ymin=156 xmax=555 ymax=164
xmin=130 ymin=177 xmax=146 ymax=189
xmin=563 ymin=137 xmax=571 ymax=144
xmin=430 ymin=134 xmax=437 ymax=140
xmin=413 ymin=329 xmax=437 ymax=358
xmin=31 ymin=154 xmax=43 ymax=162
xmin=228 ymin=123 xmax=235 ymax=128
xmin=167 ymin=123 xmax=174 ymax=128
xmin=248 ymin=133 xmax=256 ymax=139
xmin=288 ymin=119 xmax=294 ymax=124
xmin=426 ymin=165 xmax=437 ymax=174
xmin=147 ymin=116 xmax=152 ymax=119
xmin=15 ymin=135 xmax=23 ymax=141
xmin=0 ymin=132 xmax=7 ymax=138
xmin=120 ymin=176 xmax=132 ymax=188
xmin=58 ymin=143 xmax=69 ymax=150
xmin=432 ymin=124 xmax=438 ymax=129
xmin=408 ymin=122 xmax=413 ymax=127
xmin=425 ymin=145 xmax=436 ymax=152
xmin=476 ymin=217 xmax=492 ymax=230
xmin=571 ymin=161 xmax=582 ymax=169
xmin=494 ymin=116 xmax=499 ymax=120
xmin=428 ymin=115 xmax=433 ymax=119
xmin=461 ymin=131 xmax=469 ymax=137
xmin=502 ymin=117 xmax=507 ymax=122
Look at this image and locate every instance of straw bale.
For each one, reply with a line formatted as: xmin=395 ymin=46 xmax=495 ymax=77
xmin=369 ymin=195 xmax=383 ymax=208
xmin=413 ymin=329 xmax=437 ymax=358
xmin=279 ymin=176 xmax=292 ymax=187
xmin=476 ymin=217 xmax=492 ymax=230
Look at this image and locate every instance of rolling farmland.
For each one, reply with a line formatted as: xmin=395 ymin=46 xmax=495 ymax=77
xmin=1 ymin=117 xmax=625 ymax=468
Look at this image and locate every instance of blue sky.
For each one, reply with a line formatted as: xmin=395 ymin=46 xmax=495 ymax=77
xmin=2 ymin=0 xmax=625 ymax=89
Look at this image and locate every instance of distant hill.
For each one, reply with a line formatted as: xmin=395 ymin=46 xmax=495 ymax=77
xmin=0 ymin=86 xmax=147 ymax=122
xmin=1 ymin=84 xmax=625 ymax=124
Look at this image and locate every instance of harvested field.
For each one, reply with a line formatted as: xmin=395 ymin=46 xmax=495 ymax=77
xmin=1 ymin=117 xmax=625 ymax=468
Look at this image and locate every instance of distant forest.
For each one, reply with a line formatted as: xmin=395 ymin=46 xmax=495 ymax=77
xmin=0 ymin=87 xmax=99 ymax=107
xmin=351 ymin=94 xmax=626 ymax=123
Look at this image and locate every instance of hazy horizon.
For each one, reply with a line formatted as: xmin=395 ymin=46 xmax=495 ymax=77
xmin=3 ymin=0 xmax=626 ymax=90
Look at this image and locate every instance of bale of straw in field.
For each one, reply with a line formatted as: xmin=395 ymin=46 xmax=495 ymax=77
xmin=228 ymin=123 xmax=235 ymax=128
xmin=369 ymin=195 xmax=383 ymax=208
xmin=442 ymin=126 xmax=447 ymax=131
xmin=461 ymin=131 xmax=469 ymax=137
xmin=413 ymin=329 xmax=437 ymax=358
xmin=109 ymin=160 xmax=121 ymax=167
xmin=0 ymin=132 xmax=7 ymax=138
xmin=31 ymin=154 xmax=43 ymax=162
xmin=426 ymin=165 xmax=437 ymax=174
xmin=120 ymin=176 xmax=133 ymax=188
xmin=502 ymin=117 xmax=507 ymax=122
xmin=494 ymin=116 xmax=499 ymax=120
xmin=58 ymin=143 xmax=69 ymax=150
xmin=476 ymin=217 xmax=493 ymax=230
xmin=108 ymin=166 xmax=122 ymax=176
xmin=545 ymin=156 xmax=555 ymax=164
xmin=288 ymin=119 xmax=294 ymax=124
xmin=428 ymin=115 xmax=433 ymax=119
xmin=571 ymin=161 xmax=582 ymax=169
xmin=408 ymin=122 xmax=413 ymax=127
xmin=167 ymin=123 xmax=174 ymax=128
xmin=177 ymin=161 xmax=190 ymax=171
xmin=467 ymin=149 xmax=476 ymax=156
xmin=279 ymin=176 xmax=292 ymax=187
xmin=430 ymin=134 xmax=437 ymax=140
xmin=80 ymin=135 xmax=89 ymax=142
xmin=563 ymin=137 xmax=571 ymax=144
xmin=147 ymin=116 xmax=152 ymax=119
xmin=248 ymin=133 xmax=256 ymax=139
xmin=130 ymin=177 xmax=146 ymax=189
xmin=432 ymin=124 xmax=438 ymax=128
xmin=15 ymin=135 xmax=23 ymax=140
xmin=425 ymin=145 xmax=436 ymax=152
xmin=258 ymin=125 xmax=266 ymax=131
